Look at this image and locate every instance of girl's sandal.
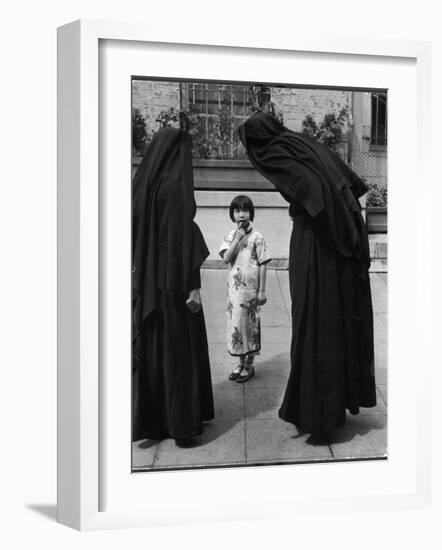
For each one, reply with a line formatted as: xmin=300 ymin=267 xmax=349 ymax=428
xmin=228 ymin=365 xmax=244 ymax=381
xmin=236 ymin=365 xmax=255 ymax=383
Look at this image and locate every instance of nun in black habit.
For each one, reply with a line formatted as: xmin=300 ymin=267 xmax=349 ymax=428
xmin=132 ymin=127 xmax=214 ymax=442
xmin=239 ymin=112 xmax=376 ymax=435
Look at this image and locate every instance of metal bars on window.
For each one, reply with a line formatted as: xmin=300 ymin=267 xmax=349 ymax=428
xmin=370 ymin=92 xmax=388 ymax=146
xmin=185 ymin=83 xmax=253 ymax=160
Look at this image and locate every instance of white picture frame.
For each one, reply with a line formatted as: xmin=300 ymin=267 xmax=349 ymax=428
xmin=57 ymin=19 xmax=432 ymax=531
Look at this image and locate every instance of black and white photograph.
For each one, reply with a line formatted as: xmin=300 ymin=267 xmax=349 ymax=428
xmin=4 ymin=0 xmax=439 ymax=541
xmin=131 ymin=79 xmax=388 ymax=471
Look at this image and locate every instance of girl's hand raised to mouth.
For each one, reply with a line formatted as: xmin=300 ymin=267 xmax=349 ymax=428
xmin=234 ymin=227 xmax=246 ymax=242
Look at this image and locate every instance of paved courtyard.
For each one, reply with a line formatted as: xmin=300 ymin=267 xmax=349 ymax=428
xmin=132 ymin=268 xmax=387 ymax=471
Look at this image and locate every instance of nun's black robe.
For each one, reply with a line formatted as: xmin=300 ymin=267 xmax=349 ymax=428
xmin=239 ymin=113 xmax=376 ymax=434
xmin=132 ymin=128 xmax=214 ymax=441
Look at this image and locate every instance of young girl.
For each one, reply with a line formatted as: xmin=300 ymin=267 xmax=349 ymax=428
xmin=219 ymin=195 xmax=271 ymax=383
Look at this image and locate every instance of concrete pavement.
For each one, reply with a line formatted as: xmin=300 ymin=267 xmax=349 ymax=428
xmin=132 ymin=269 xmax=387 ymax=471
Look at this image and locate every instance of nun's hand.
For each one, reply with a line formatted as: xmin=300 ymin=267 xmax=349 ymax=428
xmin=186 ymin=289 xmax=202 ymax=313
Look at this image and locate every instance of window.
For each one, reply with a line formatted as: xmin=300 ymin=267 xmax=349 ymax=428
xmin=370 ymin=92 xmax=387 ymax=146
xmin=182 ymin=83 xmax=253 ymax=160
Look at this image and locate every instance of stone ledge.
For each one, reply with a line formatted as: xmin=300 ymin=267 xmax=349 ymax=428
xmin=195 ymin=190 xmax=287 ymax=207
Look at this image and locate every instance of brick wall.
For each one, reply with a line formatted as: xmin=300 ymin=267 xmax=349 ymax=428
xmin=132 ymin=80 xmax=352 ymax=138
xmin=271 ymin=87 xmax=352 ymax=132
xmin=132 ymin=80 xmax=181 ymax=139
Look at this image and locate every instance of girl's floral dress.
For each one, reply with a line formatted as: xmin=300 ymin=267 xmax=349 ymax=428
xmin=219 ymin=226 xmax=271 ymax=356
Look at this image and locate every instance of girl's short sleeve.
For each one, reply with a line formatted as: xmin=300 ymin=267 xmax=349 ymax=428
xmin=219 ymin=231 xmax=234 ymax=258
xmin=255 ymin=235 xmax=271 ymax=265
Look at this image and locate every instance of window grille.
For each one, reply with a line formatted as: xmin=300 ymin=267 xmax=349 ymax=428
xmin=370 ymin=92 xmax=387 ymax=146
xmin=183 ymin=83 xmax=253 ymax=160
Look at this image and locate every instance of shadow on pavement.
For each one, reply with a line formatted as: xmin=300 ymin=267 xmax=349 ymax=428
xmin=329 ymin=413 xmax=387 ymax=444
xmin=26 ymin=504 xmax=57 ymax=522
xmin=137 ymin=438 xmax=161 ymax=449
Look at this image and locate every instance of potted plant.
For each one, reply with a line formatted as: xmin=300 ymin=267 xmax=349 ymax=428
xmin=366 ymin=181 xmax=388 ymax=233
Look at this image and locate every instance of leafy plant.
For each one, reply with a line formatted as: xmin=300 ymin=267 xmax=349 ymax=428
xmin=302 ymin=106 xmax=349 ymax=151
xmin=189 ymin=113 xmax=215 ymax=159
xmin=155 ymin=107 xmax=181 ymax=128
xmin=132 ymin=109 xmax=148 ymax=157
xmin=215 ymin=104 xmax=233 ymax=144
xmin=366 ymin=181 xmax=388 ymax=207
xmin=302 ymin=114 xmax=320 ymax=138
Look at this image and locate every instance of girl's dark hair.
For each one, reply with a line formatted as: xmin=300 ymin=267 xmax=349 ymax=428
xmin=229 ymin=195 xmax=255 ymax=222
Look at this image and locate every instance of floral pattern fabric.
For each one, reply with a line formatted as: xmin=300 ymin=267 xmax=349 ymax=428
xmin=219 ymin=226 xmax=271 ymax=356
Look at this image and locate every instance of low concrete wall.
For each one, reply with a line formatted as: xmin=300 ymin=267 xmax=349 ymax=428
xmin=193 ymin=159 xmax=273 ymax=190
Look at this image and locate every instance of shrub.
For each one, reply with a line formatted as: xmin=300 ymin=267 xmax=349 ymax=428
xmin=302 ymin=107 xmax=349 ymax=152
xmin=132 ymin=109 xmax=148 ymax=157
xmin=155 ymin=107 xmax=181 ymax=128
xmin=366 ymin=181 xmax=388 ymax=207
